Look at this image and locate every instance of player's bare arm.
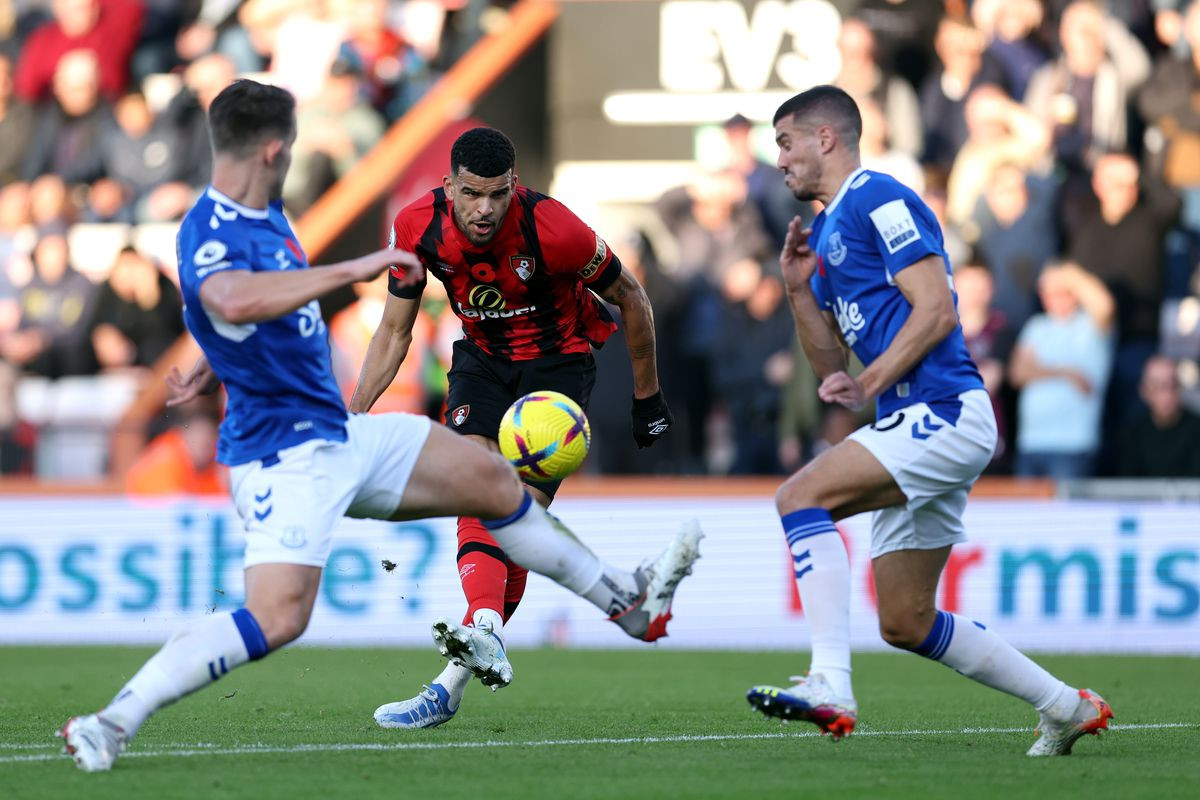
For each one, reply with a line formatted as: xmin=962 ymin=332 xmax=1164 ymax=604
xmin=349 ymin=292 xmax=423 ymax=413
xmin=597 ymin=268 xmax=660 ymax=399
xmin=822 ymin=254 xmax=958 ymax=410
xmin=199 ymin=248 xmax=422 ymax=325
xmin=165 ymin=354 xmax=220 ymax=406
xmin=780 ymin=217 xmax=850 ymax=379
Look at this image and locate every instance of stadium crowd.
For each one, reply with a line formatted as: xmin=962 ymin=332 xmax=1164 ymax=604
xmin=1 ymin=0 xmax=1199 ymax=485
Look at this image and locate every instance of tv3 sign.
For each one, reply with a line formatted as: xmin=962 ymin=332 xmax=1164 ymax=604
xmin=659 ymin=1 xmax=842 ymax=92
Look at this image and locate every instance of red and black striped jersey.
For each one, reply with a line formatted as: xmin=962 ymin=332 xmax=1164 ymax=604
xmin=388 ymin=185 xmax=620 ymax=360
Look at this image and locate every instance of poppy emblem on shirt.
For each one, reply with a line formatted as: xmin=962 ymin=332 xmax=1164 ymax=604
xmin=511 ymin=255 xmax=536 ymax=282
xmin=451 ymin=405 xmax=470 ymax=426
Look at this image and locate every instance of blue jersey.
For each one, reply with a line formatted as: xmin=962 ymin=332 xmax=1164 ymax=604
xmin=177 ymin=187 xmax=347 ymax=465
xmin=809 ymin=168 xmax=983 ymax=422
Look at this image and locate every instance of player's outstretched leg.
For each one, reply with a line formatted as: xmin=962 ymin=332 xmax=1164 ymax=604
xmin=874 ymin=547 xmax=1114 ymax=757
xmin=58 ymin=606 xmax=271 ymax=771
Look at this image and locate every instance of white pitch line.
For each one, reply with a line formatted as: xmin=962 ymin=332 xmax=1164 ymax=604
xmin=1 ymin=722 xmax=1193 ymax=765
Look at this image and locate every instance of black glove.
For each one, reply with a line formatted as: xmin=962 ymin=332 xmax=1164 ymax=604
xmin=631 ymin=390 xmax=673 ymax=449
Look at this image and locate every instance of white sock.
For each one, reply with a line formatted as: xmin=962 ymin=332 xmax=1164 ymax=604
xmin=432 ymin=661 xmax=472 ymax=706
xmin=914 ymin=611 xmax=1078 ymax=721
xmin=484 ymin=493 xmax=639 ymax=615
xmin=104 ymin=608 xmax=269 ymax=737
xmin=782 ymin=508 xmax=853 ymax=701
xmin=472 ymin=608 xmax=504 ymax=637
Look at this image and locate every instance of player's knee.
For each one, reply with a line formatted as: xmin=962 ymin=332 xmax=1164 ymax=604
xmin=473 ymin=452 xmax=525 ymax=518
xmin=256 ymin=604 xmax=311 ymax=649
xmin=877 ymin=611 xmax=930 ymax=651
xmin=775 ymin=471 xmax=827 ymax=514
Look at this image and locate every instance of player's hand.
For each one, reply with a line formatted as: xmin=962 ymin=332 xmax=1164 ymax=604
xmin=631 ymin=390 xmax=673 ymax=449
xmin=350 ymin=247 xmax=423 ymax=285
xmin=780 ymin=217 xmax=817 ymax=293
xmin=166 ymin=357 xmax=218 ymax=407
xmin=818 ymin=371 xmax=868 ymax=412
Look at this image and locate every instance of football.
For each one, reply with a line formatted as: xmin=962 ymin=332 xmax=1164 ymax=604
xmin=497 ymin=391 xmax=591 ymax=482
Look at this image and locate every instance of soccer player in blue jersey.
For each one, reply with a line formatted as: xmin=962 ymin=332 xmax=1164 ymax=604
xmin=56 ymin=79 xmax=702 ymax=772
xmin=745 ymin=86 xmax=1112 ymax=756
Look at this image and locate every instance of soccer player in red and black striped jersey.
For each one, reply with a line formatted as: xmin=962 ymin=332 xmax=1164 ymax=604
xmin=351 ymin=127 xmax=676 ymax=729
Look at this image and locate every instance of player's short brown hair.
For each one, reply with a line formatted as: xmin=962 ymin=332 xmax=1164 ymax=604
xmin=773 ymin=85 xmax=862 ymax=148
xmin=208 ymin=79 xmax=295 ymax=157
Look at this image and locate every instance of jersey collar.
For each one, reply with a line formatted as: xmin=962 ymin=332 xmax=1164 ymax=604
xmin=206 ymin=186 xmax=270 ymax=219
xmin=824 ymin=167 xmax=866 ymax=216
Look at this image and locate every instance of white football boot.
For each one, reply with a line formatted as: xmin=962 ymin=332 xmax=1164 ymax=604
xmin=611 ymin=519 xmax=704 ymax=641
xmin=1027 ymin=688 xmax=1113 ymax=756
xmin=431 ymin=618 xmax=513 ymax=690
xmin=57 ymin=713 xmax=128 ymax=771
xmin=746 ymin=673 xmax=858 ymax=740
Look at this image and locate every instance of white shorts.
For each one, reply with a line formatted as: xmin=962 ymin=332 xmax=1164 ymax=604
xmin=847 ymin=389 xmax=997 ymax=558
xmin=230 ymin=412 xmax=433 ymax=568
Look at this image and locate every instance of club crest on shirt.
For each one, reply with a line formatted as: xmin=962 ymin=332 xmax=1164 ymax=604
xmin=511 ymin=255 xmax=536 ymax=282
xmin=451 ymin=404 xmax=470 ymax=426
xmin=827 ymin=231 xmax=847 ymax=266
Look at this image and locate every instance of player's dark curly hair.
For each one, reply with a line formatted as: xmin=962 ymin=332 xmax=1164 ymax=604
xmin=208 ymin=79 xmax=296 ymax=157
xmin=773 ymin=85 xmax=861 ymax=149
xmin=450 ymin=127 xmax=516 ymax=178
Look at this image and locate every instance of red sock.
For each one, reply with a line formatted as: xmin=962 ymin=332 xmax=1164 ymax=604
xmin=503 ymin=563 xmax=528 ymax=623
xmin=456 ymin=517 xmax=507 ymax=626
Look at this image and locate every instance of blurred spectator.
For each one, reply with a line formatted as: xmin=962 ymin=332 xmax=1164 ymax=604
xmin=23 ymin=48 xmax=112 ymax=184
xmin=1025 ymin=0 xmax=1151 ymax=174
xmin=1 ymin=229 xmax=99 ymax=378
xmin=712 ymin=258 xmax=793 ymax=474
xmin=1151 ymin=0 xmax=1191 ymax=57
xmin=953 ymin=260 xmax=1013 ymax=468
xmin=720 ymin=112 xmax=809 ymax=251
xmin=918 ymin=166 xmax=970 ymax=268
xmin=0 ymin=52 xmax=34 ymax=186
xmin=175 ymin=0 xmax=263 ymax=73
xmin=973 ymin=0 xmax=1051 ymax=101
xmin=283 ymin=55 xmax=385 ymax=213
xmin=859 ymin=94 xmax=924 ymax=193
xmin=88 ymin=245 xmax=183 ymax=370
xmin=242 ymin=0 xmax=345 ymax=104
xmin=920 ymin=15 xmax=1006 ymax=169
xmin=1068 ymin=152 xmax=1177 ymax=433
xmin=336 ymin=0 xmax=428 ymax=120
xmin=95 ymin=92 xmax=181 ymax=222
xmin=157 ymin=53 xmax=235 ymax=206
xmin=0 ymin=358 xmax=35 ymax=474
xmin=28 ymin=173 xmax=75 ymax=229
xmin=852 ymin=0 xmax=942 ymax=91
xmin=0 ymin=182 xmax=32 ymax=334
xmin=1009 ymin=261 xmax=1114 ymax=479
xmin=834 ymin=16 xmax=921 ymax=158
xmin=968 ymin=161 xmax=1059 ymax=327
xmin=947 ymin=84 xmax=1050 ymax=228
xmin=1118 ymin=354 xmax=1200 ymax=476
xmin=14 ymin=0 xmax=146 ymax=103
xmin=656 ymin=170 xmax=772 ymax=282
xmin=657 ymin=170 xmax=773 ymax=471
xmin=124 ymin=396 xmax=225 ymax=495
xmin=1139 ymin=2 xmax=1200 ymax=232
xmin=589 ymin=229 xmax=689 ymax=475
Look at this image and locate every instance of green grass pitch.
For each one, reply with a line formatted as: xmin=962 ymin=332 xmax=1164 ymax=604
xmin=1 ymin=647 xmax=1197 ymax=799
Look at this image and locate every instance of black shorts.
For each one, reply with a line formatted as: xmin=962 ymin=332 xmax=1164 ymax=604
xmin=445 ymin=338 xmax=596 ymax=497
